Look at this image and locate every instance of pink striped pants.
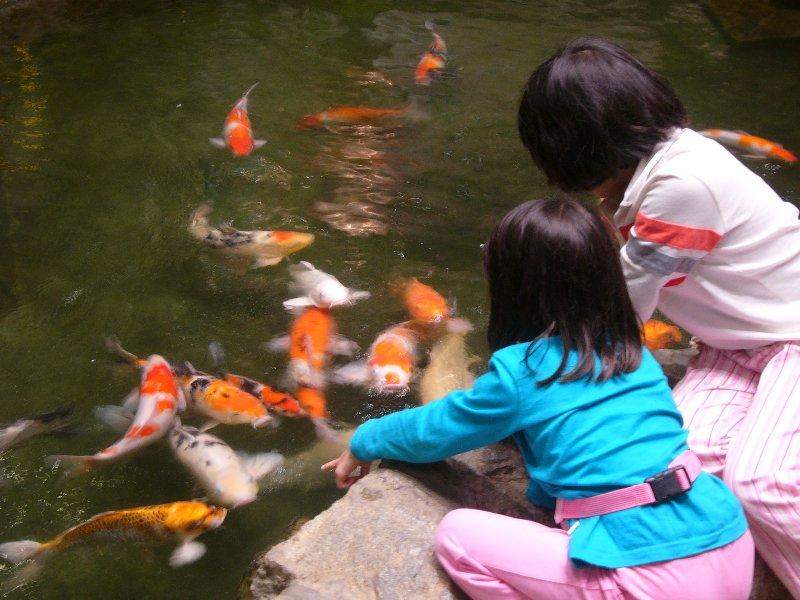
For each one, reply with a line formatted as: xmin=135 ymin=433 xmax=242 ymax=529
xmin=673 ymin=341 xmax=800 ymax=598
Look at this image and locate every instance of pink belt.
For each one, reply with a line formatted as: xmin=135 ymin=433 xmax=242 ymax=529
xmin=554 ymin=450 xmax=703 ymax=524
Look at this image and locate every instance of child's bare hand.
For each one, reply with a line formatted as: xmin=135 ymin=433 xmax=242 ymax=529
xmin=321 ymin=449 xmax=372 ymax=488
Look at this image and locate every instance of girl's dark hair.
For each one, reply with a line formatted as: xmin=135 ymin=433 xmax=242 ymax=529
xmin=518 ymin=37 xmax=687 ymax=192
xmin=484 ymin=197 xmax=642 ymax=386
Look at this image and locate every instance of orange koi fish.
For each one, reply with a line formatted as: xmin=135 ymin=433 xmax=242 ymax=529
xmin=400 ymin=278 xmax=472 ymax=334
xmin=700 ymin=129 xmax=797 ymax=163
xmin=177 ymin=364 xmax=274 ymax=431
xmin=209 ymin=82 xmax=267 ymax=157
xmin=335 ymin=323 xmax=419 ymax=395
xmin=296 ymin=387 xmax=329 ymax=419
xmin=297 ymin=106 xmax=407 ymax=128
xmin=50 ymin=355 xmax=182 ymax=473
xmin=642 ymin=320 xmax=682 ymax=351
xmin=0 ymin=500 xmax=227 ymax=587
xmin=223 ymin=373 xmax=303 ymax=417
xmin=267 ymin=306 xmax=357 ymax=388
xmin=415 ymin=21 xmax=447 ymax=85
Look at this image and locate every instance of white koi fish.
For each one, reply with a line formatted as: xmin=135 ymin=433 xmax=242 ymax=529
xmin=283 ymin=261 xmax=370 ymax=311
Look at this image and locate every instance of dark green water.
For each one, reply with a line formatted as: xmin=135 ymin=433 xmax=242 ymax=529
xmin=0 ymin=1 xmax=798 ymax=598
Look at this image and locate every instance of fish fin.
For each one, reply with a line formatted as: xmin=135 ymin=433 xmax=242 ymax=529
xmin=445 ymin=318 xmax=473 ymax=334
xmin=0 ymin=560 xmax=45 ymax=594
xmin=252 ymin=415 xmax=276 ymax=429
xmin=264 ymin=335 xmax=290 ymax=352
xmin=252 ymin=256 xmax=283 ymax=269
xmin=239 ymin=451 xmax=284 ymax=481
xmin=288 ymin=261 xmax=315 ymax=276
xmin=104 ymin=337 xmax=142 ymax=366
xmin=208 ymin=341 xmax=225 ymax=370
xmin=209 ymin=137 xmax=226 ymax=149
xmin=199 ymin=421 xmax=219 ymax=433
xmin=332 ymin=362 xmax=370 ymax=386
xmin=46 ymin=454 xmax=95 ymax=477
xmin=742 ymin=154 xmax=767 ymax=160
xmin=346 ymin=290 xmax=371 ymax=305
xmin=328 ymin=335 xmax=359 ymax=356
xmin=253 ymin=139 xmax=267 ymax=149
xmin=311 ymin=418 xmax=340 ymax=443
xmin=121 ymin=388 xmax=141 ymax=412
xmin=93 ymin=405 xmax=134 ymax=432
xmin=0 ymin=541 xmax=42 ymax=564
xmin=176 ymin=386 xmax=188 ymax=412
xmin=169 ymin=540 xmax=206 ymax=568
xmin=282 ymin=296 xmax=315 ymax=312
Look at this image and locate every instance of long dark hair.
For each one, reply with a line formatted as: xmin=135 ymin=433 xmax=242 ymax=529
xmin=518 ymin=37 xmax=687 ymax=192
xmin=484 ymin=197 xmax=642 ymax=386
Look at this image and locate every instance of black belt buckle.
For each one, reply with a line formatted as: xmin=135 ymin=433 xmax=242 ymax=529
xmin=646 ymin=466 xmax=689 ymax=503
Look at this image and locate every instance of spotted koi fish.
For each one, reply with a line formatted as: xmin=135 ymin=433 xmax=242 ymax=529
xmin=267 ymin=306 xmax=357 ymax=389
xmin=177 ymin=363 xmax=274 ymax=431
xmin=700 ymin=129 xmax=797 ymax=163
xmin=209 ymin=82 xmax=266 ymax=156
xmin=0 ymin=500 xmax=227 ymax=589
xmin=400 ymin=278 xmax=472 ymax=334
xmin=297 ymin=105 xmax=408 ymax=128
xmin=335 ymin=323 xmax=420 ymax=395
xmin=188 ymin=204 xmax=314 ymax=269
xmin=643 ymin=319 xmax=682 ymax=351
xmin=415 ymin=21 xmax=447 ymax=85
xmin=168 ymin=422 xmax=283 ymax=508
xmin=50 ymin=355 xmax=182 ymax=473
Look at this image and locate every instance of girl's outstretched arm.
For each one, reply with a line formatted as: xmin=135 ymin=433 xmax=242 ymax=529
xmin=348 ymin=355 xmax=521 ymax=464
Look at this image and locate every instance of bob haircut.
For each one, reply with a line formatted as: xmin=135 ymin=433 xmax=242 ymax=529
xmin=518 ymin=37 xmax=687 ymax=192
xmin=484 ymin=197 xmax=642 ymax=386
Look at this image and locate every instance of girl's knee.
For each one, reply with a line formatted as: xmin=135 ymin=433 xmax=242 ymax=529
xmin=435 ymin=509 xmax=480 ymax=559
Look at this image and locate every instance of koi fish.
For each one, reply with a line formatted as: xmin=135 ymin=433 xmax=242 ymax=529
xmin=419 ymin=332 xmax=477 ymax=405
xmin=415 ymin=21 xmax=447 ymax=86
xmin=176 ymin=363 xmax=274 ymax=431
xmin=643 ymin=319 xmax=682 ymax=351
xmin=283 ymin=261 xmax=370 ymax=311
xmin=168 ymin=422 xmax=283 ymax=508
xmin=400 ymin=278 xmax=472 ymax=334
xmin=50 ymin=355 xmax=182 ymax=473
xmin=297 ymin=106 xmax=408 ymax=128
xmin=335 ymin=323 xmax=420 ymax=395
xmin=700 ymin=129 xmax=797 ymax=163
xmin=189 ymin=204 xmax=314 ymax=268
xmin=209 ymin=82 xmax=267 ymax=157
xmin=267 ymin=306 xmax=357 ymax=388
xmin=0 ymin=500 xmax=227 ymax=588
xmin=296 ymin=387 xmax=328 ymax=419
xmin=222 ymin=373 xmax=303 ymax=417
xmin=0 ymin=406 xmax=73 ymax=453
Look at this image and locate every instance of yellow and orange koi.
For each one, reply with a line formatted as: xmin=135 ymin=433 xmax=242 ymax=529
xmin=50 ymin=355 xmax=182 ymax=472
xmin=643 ymin=319 xmax=682 ymax=351
xmin=0 ymin=500 xmax=227 ymax=583
xmin=415 ymin=21 xmax=447 ymax=85
xmin=297 ymin=105 xmax=407 ymax=128
xmin=177 ymin=364 xmax=273 ymax=430
xmin=209 ymin=82 xmax=267 ymax=157
xmin=223 ymin=373 xmax=304 ymax=418
xmin=700 ymin=129 xmax=797 ymax=163
xmin=336 ymin=323 xmax=419 ymax=395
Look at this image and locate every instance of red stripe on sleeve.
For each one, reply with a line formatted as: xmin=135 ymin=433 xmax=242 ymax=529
xmin=634 ymin=212 xmax=722 ymax=252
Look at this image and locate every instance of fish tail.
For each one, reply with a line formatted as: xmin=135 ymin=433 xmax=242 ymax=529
xmin=445 ymin=317 xmax=473 ymax=334
xmin=242 ymin=81 xmax=259 ymax=99
xmin=425 ymin=19 xmax=435 ymax=31
xmin=46 ymin=454 xmax=97 ymax=478
xmin=0 ymin=560 xmax=46 ymax=594
xmin=0 ymin=540 xmax=43 ymax=564
xmin=104 ymin=338 xmax=144 ymax=367
xmin=188 ymin=204 xmax=213 ymax=239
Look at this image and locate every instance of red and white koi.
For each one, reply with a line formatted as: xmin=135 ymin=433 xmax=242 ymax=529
xmin=700 ymin=129 xmax=797 ymax=163
xmin=50 ymin=355 xmax=182 ymax=473
xmin=414 ymin=21 xmax=447 ymax=86
xmin=209 ymin=83 xmax=267 ymax=157
xmin=335 ymin=323 xmax=420 ymax=395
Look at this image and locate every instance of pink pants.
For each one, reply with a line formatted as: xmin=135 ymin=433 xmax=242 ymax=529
xmin=673 ymin=341 xmax=800 ymax=598
xmin=435 ymin=508 xmax=754 ymax=600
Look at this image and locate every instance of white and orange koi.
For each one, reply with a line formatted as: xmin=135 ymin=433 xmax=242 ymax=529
xmin=335 ymin=323 xmax=420 ymax=395
xmin=415 ymin=21 xmax=447 ymax=85
xmin=0 ymin=500 xmax=227 ymax=589
xmin=700 ymin=129 xmax=797 ymax=163
xmin=50 ymin=355 xmax=182 ymax=473
xmin=267 ymin=306 xmax=357 ymax=389
xmin=209 ymin=83 xmax=267 ymax=157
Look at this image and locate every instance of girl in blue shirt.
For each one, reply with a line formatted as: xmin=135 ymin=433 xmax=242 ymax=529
xmin=323 ymin=197 xmax=753 ymax=600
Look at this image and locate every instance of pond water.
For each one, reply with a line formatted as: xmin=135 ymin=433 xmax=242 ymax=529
xmin=0 ymin=0 xmax=798 ymax=597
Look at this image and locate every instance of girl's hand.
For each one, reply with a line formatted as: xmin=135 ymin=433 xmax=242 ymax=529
xmin=321 ymin=449 xmax=372 ymax=489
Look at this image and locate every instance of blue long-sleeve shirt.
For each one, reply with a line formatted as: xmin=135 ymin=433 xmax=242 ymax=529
xmin=350 ymin=337 xmax=747 ymax=569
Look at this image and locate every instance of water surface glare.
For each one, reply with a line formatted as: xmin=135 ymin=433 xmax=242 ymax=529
xmin=1 ymin=1 xmax=799 ymax=598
